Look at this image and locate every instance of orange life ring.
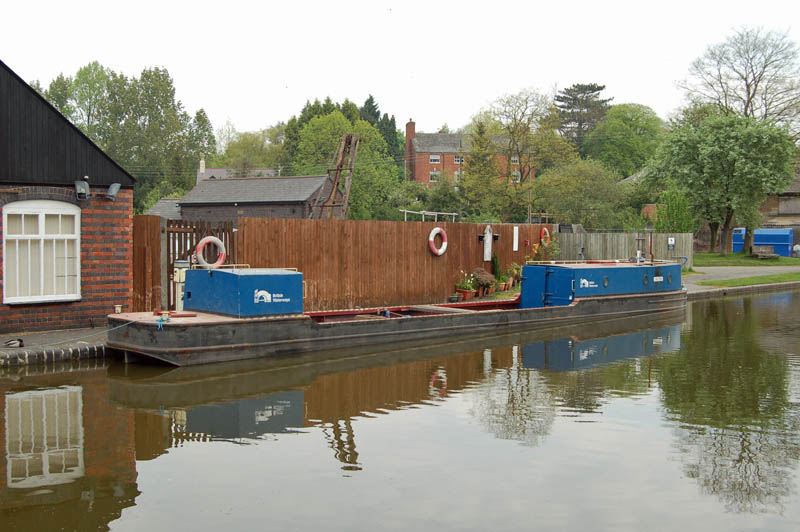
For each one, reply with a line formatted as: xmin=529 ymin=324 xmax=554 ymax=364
xmin=428 ymin=368 xmax=448 ymax=398
xmin=540 ymin=226 xmax=551 ymax=247
xmin=195 ymin=236 xmax=227 ymax=269
xmin=428 ymin=227 xmax=448 ymax=256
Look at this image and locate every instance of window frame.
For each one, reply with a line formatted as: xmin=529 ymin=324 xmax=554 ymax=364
xmin=3 ymin=200 xmax=82 ymax=305
xmin=429 ymin=154 xmax=441 ymax=164
xmin=429 ymin=170 xmax=441 ymax=182
xmin=453 ymin=155 xmax=464 ymax=165
xmin=510 ymin=156 xmax=520 ymax=165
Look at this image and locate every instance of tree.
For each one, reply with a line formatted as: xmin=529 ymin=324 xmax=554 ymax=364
xmin=583 ymin=103 xmax=665 ymax=178
xmin=460 ymin=118 xmax=502 ymax=220
xmin=43 ymin=73 xmax=75 ymax=120
xmin=554 ymin=83 xmax=613 ymax=154
xmin=293 ymin=111 xmax=402 ymax=220
xmin=490 ymin=88 xmax=550 ymax=182
xmin=648 ymin=114 xmax=795 ymax=254
xmin=72 ymin=61 xmax=111 ymax=138
xmin=359 ymin=94 xmax=380 ymax=125
xmin=681 ymin=27 xmax=800 ymax=139
xmin=533 ymin=159 xmax=624 ymax=228
xmin=529 ymin=107 xmax=580 ymax=174
xmin=653 ymin=181 xmax=698 ymax=233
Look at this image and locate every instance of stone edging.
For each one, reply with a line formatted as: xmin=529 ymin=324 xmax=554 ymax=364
xmin=0 ymin=344 xmax=107 ymax=367
xmin=687 ymin=281 xmax=800 ymax=301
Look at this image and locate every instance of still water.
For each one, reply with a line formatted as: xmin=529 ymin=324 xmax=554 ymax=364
xmin=2 ymin=292 xmax=800 ymax=531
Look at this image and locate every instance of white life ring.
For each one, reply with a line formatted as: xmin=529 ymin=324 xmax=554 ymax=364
xmin=428 ymin=227 xmax=448 ymax=256
xmin=195 ymin=236 xmax=227 ymax=269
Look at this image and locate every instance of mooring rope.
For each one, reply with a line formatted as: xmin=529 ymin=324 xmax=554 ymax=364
xmin=2 ymin=320 xmax=138 ymax=350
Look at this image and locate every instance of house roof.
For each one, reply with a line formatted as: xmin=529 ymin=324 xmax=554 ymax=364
xmin=196 ymin=167 xmax=277 ymax=180
xmin=412 ymin=133 xmax=465 ymax=153
xmin=0 ymin=59 xmax=136 ymax=188
xmin=179 ymin=175 xmax=329 ymax=205
xmin=145 ymin=198 xmax=182 ymax=219
xmin=412 ymin=132 xmax=512 ymax=154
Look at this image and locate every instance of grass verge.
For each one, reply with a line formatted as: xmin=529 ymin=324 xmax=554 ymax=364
xmin=697 ymin=272 xmax=800 ymax=287
xmin=694 ymin=252 xmax=800 ymax=267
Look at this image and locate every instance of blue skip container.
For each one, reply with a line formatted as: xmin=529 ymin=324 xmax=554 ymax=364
xmin=732 ymin=228 xmax=793 ymax=256
xmin=184 ymin=268 xmax=303 ymax=317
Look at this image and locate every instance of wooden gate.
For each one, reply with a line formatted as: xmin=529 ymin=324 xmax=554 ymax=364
xmin=166 ymin=220 xmax=237 ymax=309
xmin=132 ymin=215 xmax=162 ymax=312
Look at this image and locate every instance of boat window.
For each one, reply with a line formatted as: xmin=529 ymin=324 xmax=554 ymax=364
xmin=603 ymin=277 xmax=609 ymax=287
xmin=668 ymin=273 xmax=673 ymax=284
xmin=643 ymin=275 xmax=649 ymax=286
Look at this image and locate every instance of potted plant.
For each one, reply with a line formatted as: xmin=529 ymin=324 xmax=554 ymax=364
xmin=455 ymin=271 xmax=476 ymax=301
xmin=471 ymin=268 xmax=495 ymax=297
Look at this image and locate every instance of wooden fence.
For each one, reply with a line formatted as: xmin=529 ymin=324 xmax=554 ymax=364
xmin=555 ymin=232 xmax=694 ymax=269
xmin=131 ymin=216 xmax=694 ymax=312
xmin=132 ymin=216 xmax=162 ymax=312
xmin=236 ymin=218 xmax=550 ymax=311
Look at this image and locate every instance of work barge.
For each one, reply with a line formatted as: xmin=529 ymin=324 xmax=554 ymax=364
xmin=108 ymin=261 xmax=686 ymax=366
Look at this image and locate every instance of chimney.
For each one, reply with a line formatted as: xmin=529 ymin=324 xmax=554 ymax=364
xmin=405 ymin=119 xmax=415 ymax=181
xmin=198 ymin=153 xmax=206 ymax=185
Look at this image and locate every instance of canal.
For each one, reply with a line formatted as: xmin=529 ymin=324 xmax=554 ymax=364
xmin=1 ymin=291 xmax=799 ymax=531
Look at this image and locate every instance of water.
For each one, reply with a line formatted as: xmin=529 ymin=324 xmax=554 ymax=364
xmin=2 ymin=292 xmax=800 ymax=531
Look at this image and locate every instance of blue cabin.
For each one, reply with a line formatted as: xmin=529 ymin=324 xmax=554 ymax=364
xmin=519 ymin=262 xmax=682 ymax=308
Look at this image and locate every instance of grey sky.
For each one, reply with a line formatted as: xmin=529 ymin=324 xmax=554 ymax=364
xmin=3 ymin=0 xmax=799 ymax=135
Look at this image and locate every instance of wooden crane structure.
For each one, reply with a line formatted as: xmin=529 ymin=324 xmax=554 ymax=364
xmin=309 ymin=134 xmax=360 ymax=220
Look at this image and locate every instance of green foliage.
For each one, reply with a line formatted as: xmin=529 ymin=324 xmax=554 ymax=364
xmin=471 ymin=268 xmax=495 ymax=288
xmin=530 ymin=108 xmax=580 ymax=174
xmin=534 ymin=159 xmax=624 ymax=229
xmin=653 ymin=181 xmax=698 ymax=233
xmin=491 ymin=252 xmax=500 ymax=277
xmin=555 ymin=83 xmax=613 ymax=154
xmin=461 ymin=118 xmax=503 ymax=220
xmin=359 ymin=95 xmax=380 ymax=125
xmin=532 ymin=234 xmax=560 ymax=261
xmin=693 ymin=253 xmax=800 ymax=267
xmin=648 ymin=113 xmax=795 ymax=253
xmin=425 ymin=181 xmax=461 ymax=215
xmin=40 ymin=62 xmax=216 ymax=213
xmin=583 ymin=104 xmax=665 ymax=177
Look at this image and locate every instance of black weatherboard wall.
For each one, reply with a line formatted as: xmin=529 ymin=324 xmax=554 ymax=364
xmin=0 ymin=59 xmax=135 ymax=188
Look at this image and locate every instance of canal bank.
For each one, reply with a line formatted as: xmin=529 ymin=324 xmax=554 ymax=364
xmin=2 ymin=265 xmax=799 ymax=367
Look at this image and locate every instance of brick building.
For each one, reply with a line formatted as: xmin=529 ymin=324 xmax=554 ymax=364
xmin=404 ymin=119 xmax=533 ymax=186
xmin=178 ymin=175 xmax=342 ymax=223
xmin=0 ymin=59 xmax=136 ymax=333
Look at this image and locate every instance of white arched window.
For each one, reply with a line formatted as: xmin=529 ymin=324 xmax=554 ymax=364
xmin=3 ymin=200 xmax=81 ymax=304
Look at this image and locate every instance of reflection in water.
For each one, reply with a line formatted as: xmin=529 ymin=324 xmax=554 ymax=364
xmin=6 ymin=294 xmax=800 ymax=530
xmin=656 ymin=294 xmax=800 ymax=514
xmin=0 ymin=360 xmax=139 ymax=531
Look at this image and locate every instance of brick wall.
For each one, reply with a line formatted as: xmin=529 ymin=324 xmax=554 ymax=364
xmin=0 ymin=185 xmax=133 ymax=333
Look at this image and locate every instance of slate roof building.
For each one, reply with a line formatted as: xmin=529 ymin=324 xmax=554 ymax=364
xmin=0 ymin=59 xmax=136 ymax=333
xmin=404 ymin=119 xmax=532 ymax=186
xmin=178 ymin=175 xmax=341 ymax=223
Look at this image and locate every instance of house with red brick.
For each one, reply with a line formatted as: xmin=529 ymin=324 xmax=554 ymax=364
xmin=0 ymin=59 xmax=136 ymax=333
xmin=404 ymin=119 xmax=533 ymax=186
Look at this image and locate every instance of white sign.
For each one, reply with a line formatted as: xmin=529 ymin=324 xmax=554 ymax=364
xmin=513 ymin=226 xmax=519 ymax=251
xmin=654 ymin=276 xmax=664 ymax=283
xmin=483 ymin=225 xmax=493 ymax=262
xmin=579 ymin=278 xmax=598 ymax=288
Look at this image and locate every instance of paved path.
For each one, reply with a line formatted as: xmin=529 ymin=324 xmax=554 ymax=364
xmin=682 ymin=265 xmax=800 ymax=293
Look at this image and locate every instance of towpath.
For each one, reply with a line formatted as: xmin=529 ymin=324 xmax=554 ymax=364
xmin=2 ymin=266 xmax=800 ymax=367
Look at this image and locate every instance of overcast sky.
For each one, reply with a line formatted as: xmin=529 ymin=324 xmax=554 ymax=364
xmin=3 ymin=0 xmax=799 ymax=136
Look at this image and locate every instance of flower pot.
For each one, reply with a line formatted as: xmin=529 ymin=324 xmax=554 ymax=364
xmin=449 ymin=294 xmax=459 ymax=303
xmin=476 ymin=286 xmax=485 ymax=298
xmin=455 ymin=288 xmax=474 ymax=301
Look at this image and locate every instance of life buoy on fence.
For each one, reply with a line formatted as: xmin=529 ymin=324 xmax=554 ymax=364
xmin=195 ymin=236 xmax=227 ymax=269
xmin=540 ymin=226 xmax=551 ymax=247
xmin=428 ymin=227 xmax=448 ymax=256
